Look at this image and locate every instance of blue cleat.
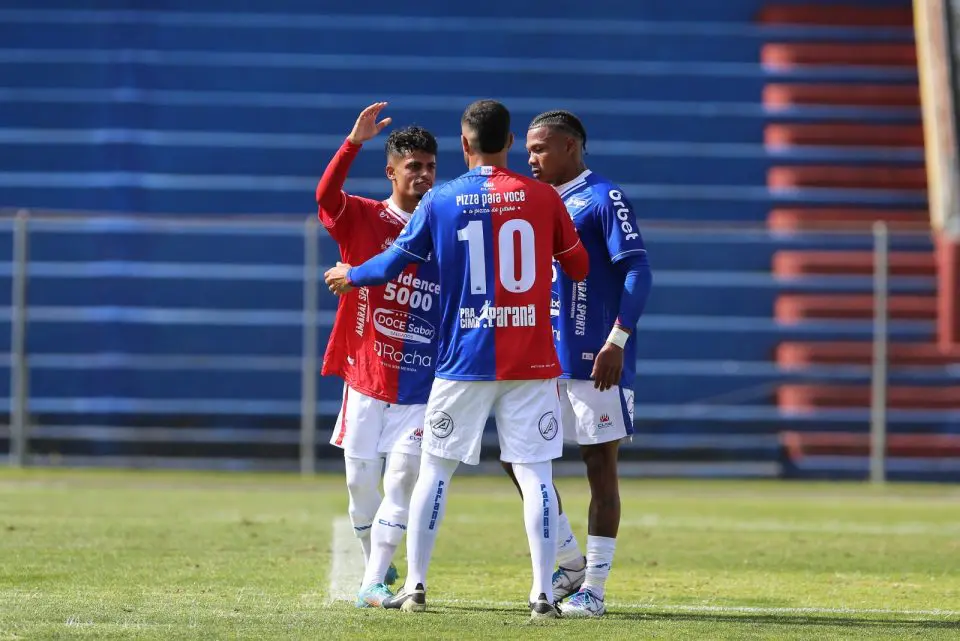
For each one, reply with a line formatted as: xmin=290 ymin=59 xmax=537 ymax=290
xmin=384 ymin=562 xmax=399 ymax=586
xmin=355 ymin=582 xmax=394 ymax=608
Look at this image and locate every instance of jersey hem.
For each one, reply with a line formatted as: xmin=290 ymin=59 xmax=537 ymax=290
xmin=436 ymin=369 xmax=562 ymax=382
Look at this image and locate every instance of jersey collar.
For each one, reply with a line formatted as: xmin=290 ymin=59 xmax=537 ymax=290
xmin=384 ymin=198 xmax=412 ymax=223
xmin=554 ymin=169 xmax=592 ymax=197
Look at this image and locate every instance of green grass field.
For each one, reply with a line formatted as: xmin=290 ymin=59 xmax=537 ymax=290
xmin=1 ymin=469 xmax=958 ymax=640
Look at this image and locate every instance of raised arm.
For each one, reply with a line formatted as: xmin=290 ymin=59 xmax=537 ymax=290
xmin=316 ymin=102 xmax=393 ymax=229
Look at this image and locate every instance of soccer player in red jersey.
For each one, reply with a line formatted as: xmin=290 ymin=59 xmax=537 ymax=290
xmin=325 ymin=100 xmax=589 ymax=618
xmin=316 ymin=102 xmax=440 ymax=608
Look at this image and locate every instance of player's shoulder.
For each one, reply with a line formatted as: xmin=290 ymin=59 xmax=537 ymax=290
xmin=584 ymin=172 xmax=629 ymax=206
xmin=347 ymin=193 xmax=388 ymax=213
xmin=499 ymin=169 xmax=562 ymax=202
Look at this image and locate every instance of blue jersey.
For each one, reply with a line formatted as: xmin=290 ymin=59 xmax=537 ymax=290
xmin=391 ymin=166 xmax=583 ymax=381
xmin=551 ymin=170 xmax=647 ymax=388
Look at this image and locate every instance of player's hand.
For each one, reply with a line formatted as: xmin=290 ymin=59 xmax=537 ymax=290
xmin=324 ymin=262 xmax=354 ymax=295
xmin=591 ymin=342 xmax=624 ymax=392
xmin=347 ymin=102 xmax=392 ymax=145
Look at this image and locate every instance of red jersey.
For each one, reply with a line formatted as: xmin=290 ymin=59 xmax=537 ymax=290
xmin=318 ymin=140 xmax=439 ymax=404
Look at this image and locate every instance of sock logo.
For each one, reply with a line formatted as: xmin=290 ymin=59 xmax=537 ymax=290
xmin=377 ymin=519 xmax=407 ymax=530
xmin=539 ymin=483 xmax=550 ymax=538
xmin=354 ymin=524 xmax=372 ymax=533
xmin=428 ymin=480 xmax=445 ymax=530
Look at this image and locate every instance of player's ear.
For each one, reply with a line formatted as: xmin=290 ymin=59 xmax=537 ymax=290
xmin=506 ymin=132 xmax=514 ymax=151
xmin=385 ymin=159 xmax=396 ymax=181
xmin=460 ymin=133 xmax=470 ymax=155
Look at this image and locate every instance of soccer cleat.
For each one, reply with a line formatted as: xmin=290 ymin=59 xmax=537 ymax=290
xmin=382 ymin=583 xmax=426 ymax=612
xmin=384 ymin=562 xmax=399 ymax=586
xmin=529 ymin=593 xmax=561 ymax=620
xmin=551 ymin=559 xmax=586 ymax=602
xmin=560 ymin=588 xmax=606 ymax=618
xmin=355 ymin=583 xmax=394 ymax=608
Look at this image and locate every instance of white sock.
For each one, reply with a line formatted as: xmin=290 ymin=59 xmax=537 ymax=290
xmin=513 ymin=460 xmax=558 ymax=603
xmin=582 ymin=535 xmax=616 ymax=600
xmin=403 ymin=452 xmax=459 ymax=593
xmin=358 ymin=534 xmax=372 ymax=564
xmin=556 ymin=512 xmax=585 ymax=569
xmin=343 ymin=456 xmax=382 ymax=565
xmin=361 ymin=452 xmax=420 ymax=589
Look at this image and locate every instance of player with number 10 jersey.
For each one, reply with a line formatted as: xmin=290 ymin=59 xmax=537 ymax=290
xmin=391 ymin=165 xmax=584 ymax=381
xmin=332 ymin=100 xmax=589 ymax=617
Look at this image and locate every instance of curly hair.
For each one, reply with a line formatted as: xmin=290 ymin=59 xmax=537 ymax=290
xmin=385 ymin=125 xmax=438 ymax=158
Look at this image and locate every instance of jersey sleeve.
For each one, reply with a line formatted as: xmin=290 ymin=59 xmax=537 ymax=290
xmin=316 ymin=139 xmax=364 ymax=241
xmin=597 ymin=192 xmax=647 ymax=264
xmin=391 ymin=189 xmax=435 ymax=263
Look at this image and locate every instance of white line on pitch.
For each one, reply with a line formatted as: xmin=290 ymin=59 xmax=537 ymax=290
xmin=325 ymin=516 xmax=362 ymax=604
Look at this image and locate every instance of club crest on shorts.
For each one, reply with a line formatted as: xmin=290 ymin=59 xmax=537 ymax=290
xmin=429 ymin=410 xmax=454 ymax=439
xmin=538 ymin=412 xmax=559 ymax=441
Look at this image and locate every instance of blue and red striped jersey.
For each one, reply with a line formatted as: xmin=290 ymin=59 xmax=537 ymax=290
xmin=318 ymin=141 xmax=438 ymax=405
xmin=389 ymin=165 xmax=585 ymax=381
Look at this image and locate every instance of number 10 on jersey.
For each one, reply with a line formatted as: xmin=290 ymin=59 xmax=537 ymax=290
xmin=457 ymin=219 xmax=536 ymax=295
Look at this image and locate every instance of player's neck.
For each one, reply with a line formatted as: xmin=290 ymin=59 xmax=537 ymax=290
xmin=390 ymin=190 xmax=419 ymax=215
xmin=555 ymin=162 xmax=588 ymax=186
xmin=468 ymin=153 xmax=509 ymax=170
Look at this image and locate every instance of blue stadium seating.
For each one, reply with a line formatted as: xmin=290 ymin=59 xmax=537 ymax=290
xmin=0 ymin=0 xmax=954 ymax=477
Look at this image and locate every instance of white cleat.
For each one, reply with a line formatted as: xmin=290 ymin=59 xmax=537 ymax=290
xmin=551 ymin=559 xmax=586 ymax=602
xmin=560 ymin=588 xmax=606 ymax=618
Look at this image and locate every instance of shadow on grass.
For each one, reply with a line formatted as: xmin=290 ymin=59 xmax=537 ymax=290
xmin=438 ymin=603 xmax=960 ymax=629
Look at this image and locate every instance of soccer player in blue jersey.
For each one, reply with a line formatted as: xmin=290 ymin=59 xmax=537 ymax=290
xmin=325 ymin=100 xmax=589 ymax=619
xmin=508 ymin=110 xmax=653 ymax=617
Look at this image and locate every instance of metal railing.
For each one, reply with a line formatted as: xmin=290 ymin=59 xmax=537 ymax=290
xmin=0 ymin=210 xmax=937 ymax=479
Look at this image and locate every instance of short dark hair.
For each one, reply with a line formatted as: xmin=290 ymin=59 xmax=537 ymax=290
xmin=385 ymin=125 xmax=438 ymax=158
xmin=528 ymin=110 xmax=587 ymax=151
xmin=461 ymin=100 xmax=511 ymax=154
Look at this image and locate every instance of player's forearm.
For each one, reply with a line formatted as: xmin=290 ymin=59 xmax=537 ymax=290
xmin=557 ymin=242 xmax=590 ymax=281
xmin=347 ymin=247 xmax=410 ymax=287
xmin=615 ymin=252 xmax=652 ymax=331
xmin=316 ymin=139 xmax=362 ymax=218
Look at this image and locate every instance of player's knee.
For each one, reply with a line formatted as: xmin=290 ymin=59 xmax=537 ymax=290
xmin=344 ymin=457 xmax=382 ymax=524
xmin=582 ymin=444 xmax=619 ymax=484
xmin=384 ymin=453 xmax=419 ymax=501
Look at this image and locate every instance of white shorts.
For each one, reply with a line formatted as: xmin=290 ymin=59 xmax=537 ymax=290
xmin=422 ymin=378 xmax=563 ymax=466
xmin=560 ymin=380 xmax=635 ymax=446
xmin=330 ymin=384 xmax=425 ymax=459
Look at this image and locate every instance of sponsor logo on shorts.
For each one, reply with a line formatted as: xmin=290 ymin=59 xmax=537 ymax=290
xmin=409 ymin=427 xmax=423 ymax=443
xmin=538 ymin=412 xmax=559 ymax=441
xmin=581 ymin=352 xmax=594 ymax=361
xmin=429 ymin=411 xmax=454 ymax=439
xmin=597 ymin=413 xmax=613 ymax=430
xmin=373 ymin=308 xmax=435 ymax=344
